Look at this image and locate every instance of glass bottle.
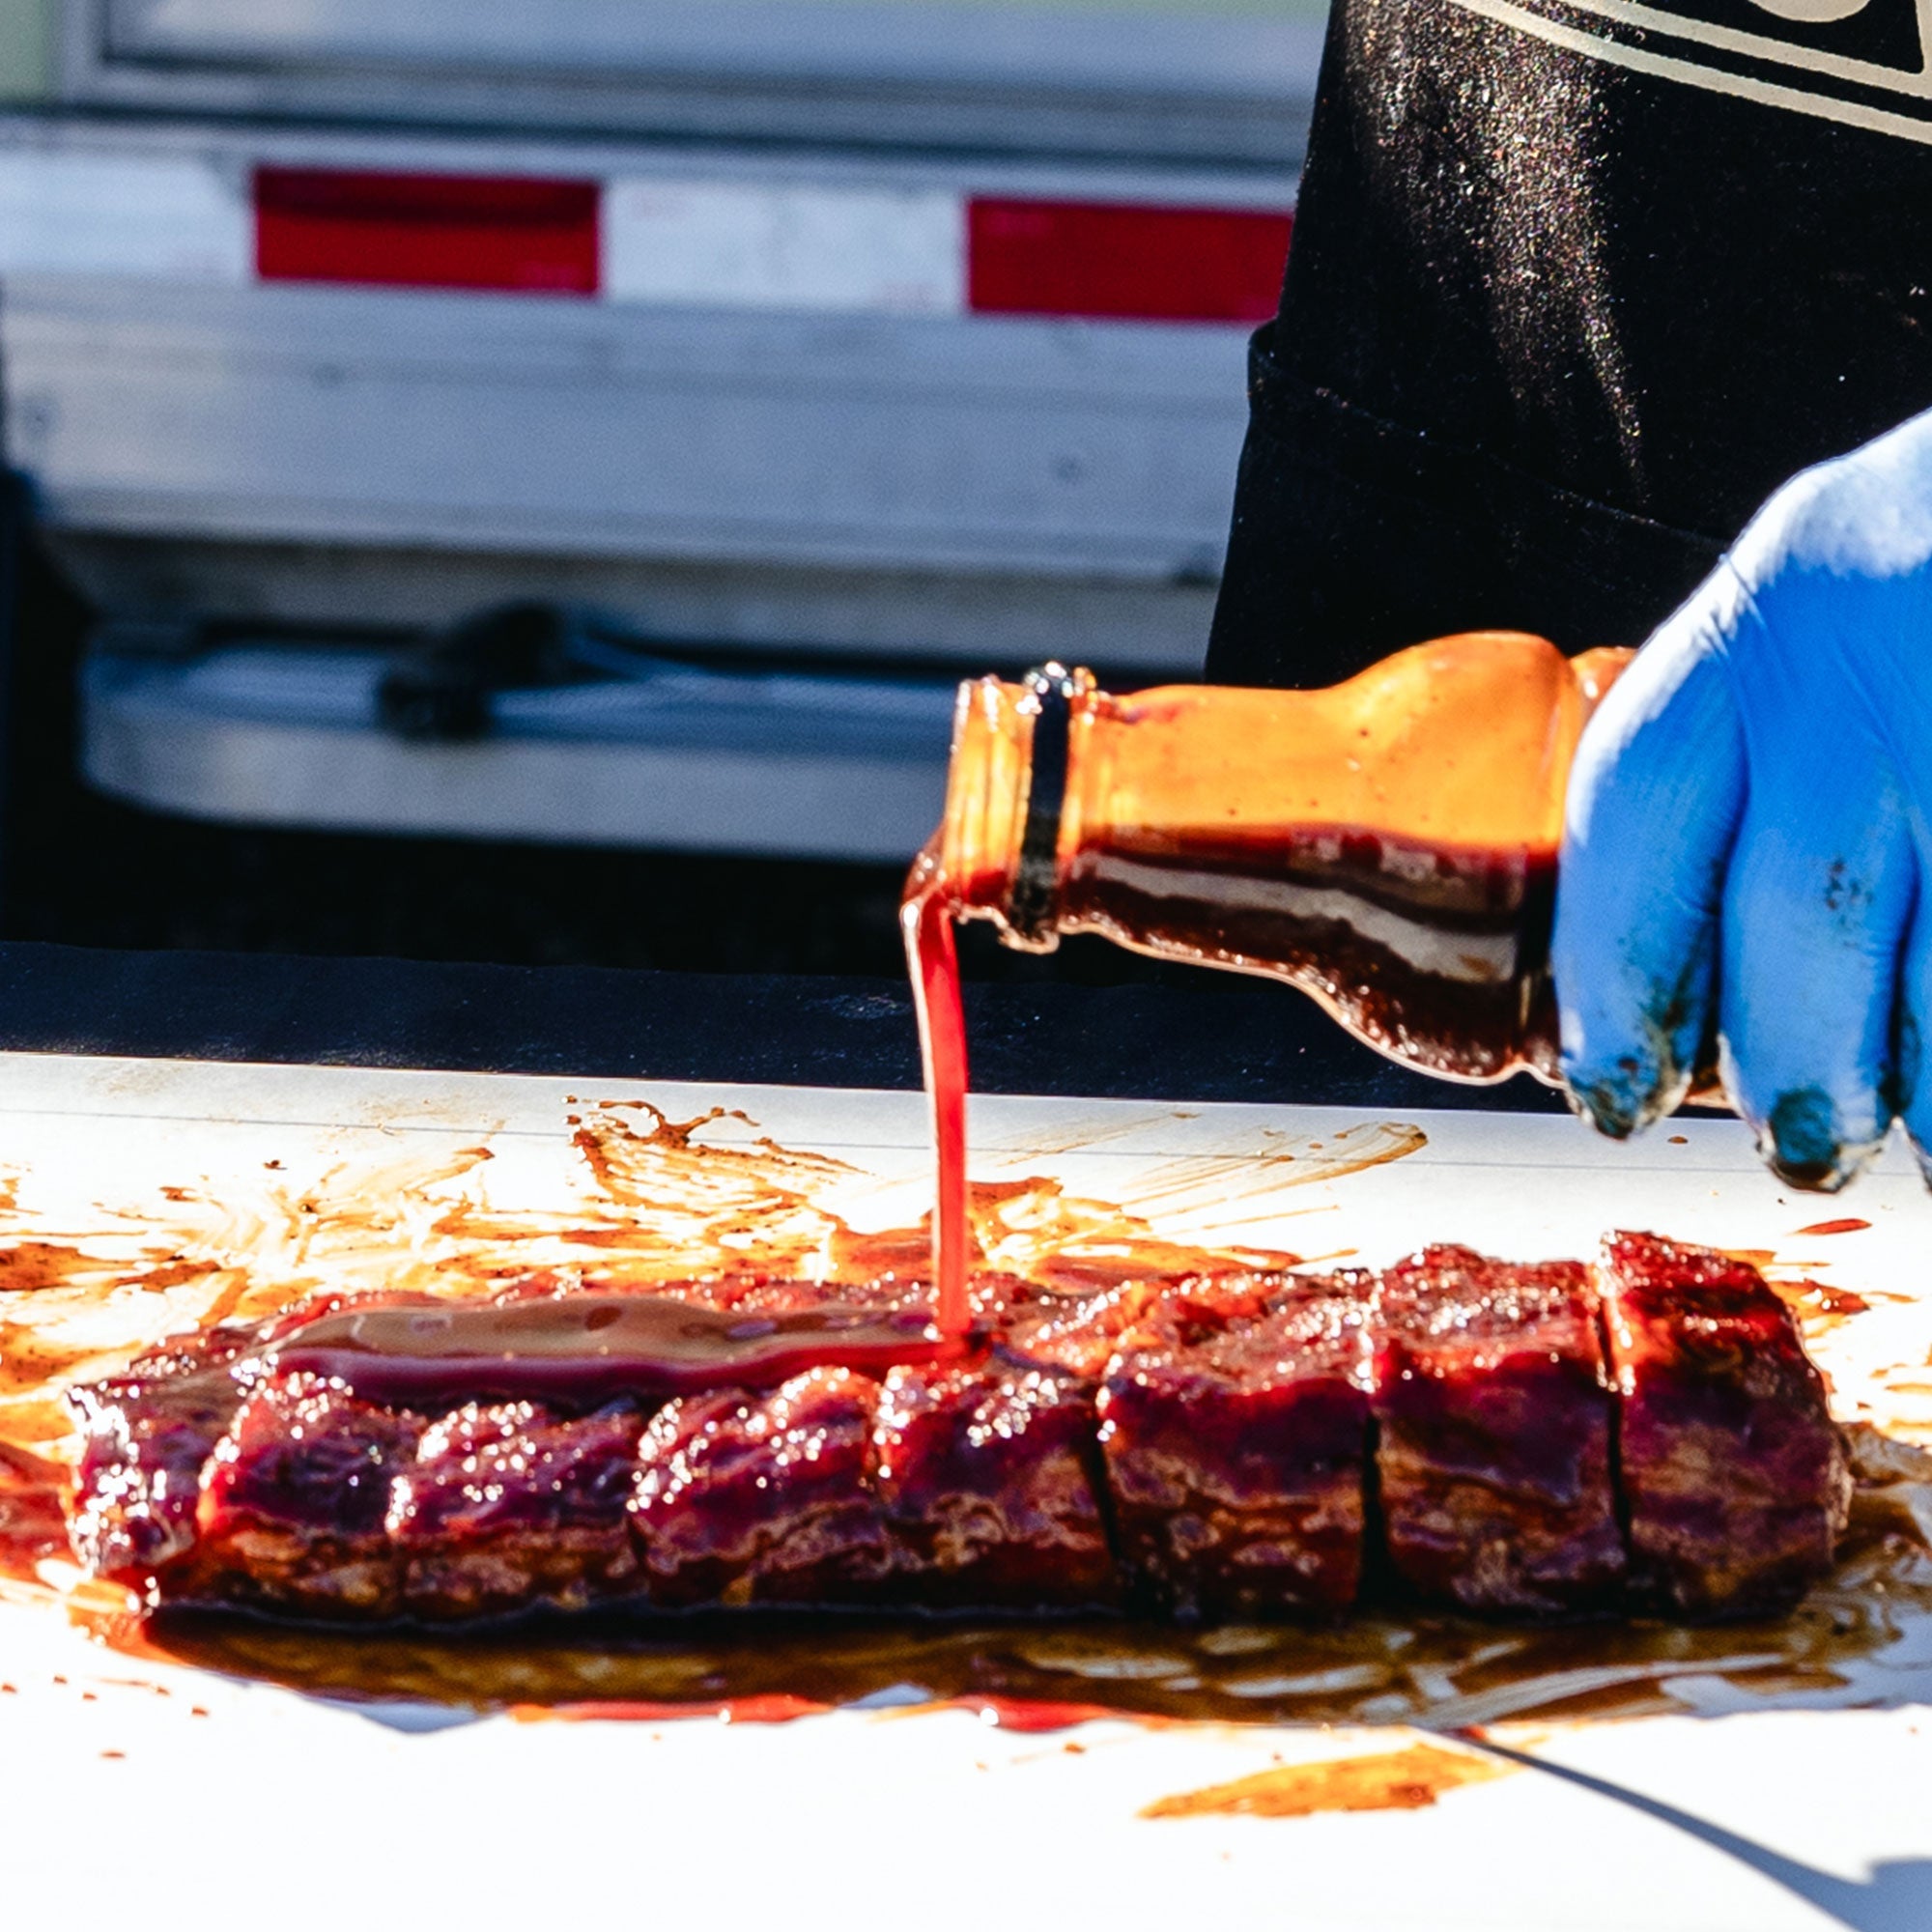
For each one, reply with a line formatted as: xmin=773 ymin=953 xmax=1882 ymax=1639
xmin=921 ymin=631 xmax=1631 ymax=1085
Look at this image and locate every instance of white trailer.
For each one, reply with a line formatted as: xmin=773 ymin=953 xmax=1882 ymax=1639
xmin=0 ymin=0 xmax=1318 ymax=860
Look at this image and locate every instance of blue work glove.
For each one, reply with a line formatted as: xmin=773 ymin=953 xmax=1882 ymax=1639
xmin=1552 ymin=406 xmax=1932 ymax=1189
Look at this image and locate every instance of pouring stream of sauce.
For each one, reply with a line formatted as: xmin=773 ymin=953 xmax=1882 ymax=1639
xmin=902 ymin=854 xmax=971 ymax=1337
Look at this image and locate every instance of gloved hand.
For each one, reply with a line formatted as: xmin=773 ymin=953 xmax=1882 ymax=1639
xmin=1552 ymin=406 xmax=1932 ymax=1189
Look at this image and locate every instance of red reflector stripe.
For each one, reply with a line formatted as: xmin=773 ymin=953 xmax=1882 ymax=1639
xmin=255 ymin=167 xmax=599 ymax=296
xmin=967 ymin=198 xmax=1291 ymax=325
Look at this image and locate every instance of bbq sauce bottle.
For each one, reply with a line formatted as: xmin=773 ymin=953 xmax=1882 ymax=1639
xmin=903 ymin=632 xmax=1630 ymax=1334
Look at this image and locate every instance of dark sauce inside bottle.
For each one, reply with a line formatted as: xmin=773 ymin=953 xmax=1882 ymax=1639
xmin=1058 ymin=827 xmax=1561 ymax=1081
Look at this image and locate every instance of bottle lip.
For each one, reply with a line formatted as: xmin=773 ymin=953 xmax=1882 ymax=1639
xmin=1004 ymin=662 xmax=1079 ymax=943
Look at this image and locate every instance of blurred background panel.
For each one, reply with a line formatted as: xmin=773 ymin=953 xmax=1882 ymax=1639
xmin=75 ymin=0 xmax=1320 ymax=159
xmin=0 ymin=0 xmax=1314 ymax=972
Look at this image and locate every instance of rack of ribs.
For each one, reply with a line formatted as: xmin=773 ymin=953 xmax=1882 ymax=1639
xmin=67 ymin=1234 xmax=1851 ymax=1626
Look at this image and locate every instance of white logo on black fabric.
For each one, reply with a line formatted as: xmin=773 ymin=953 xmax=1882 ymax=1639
xmin=1450 ymin=0 xmax=1932 ymax=140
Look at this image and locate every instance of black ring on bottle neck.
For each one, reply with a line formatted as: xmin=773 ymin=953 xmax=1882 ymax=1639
xmin=1007 ymin=663 xmax=1076 ymax=943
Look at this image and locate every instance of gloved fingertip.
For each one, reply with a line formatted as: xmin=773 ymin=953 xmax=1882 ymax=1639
xmin=1561 ymin=1052 xmax=1676 ymax=1140
xmin=1755 ymin=1087 xmax=1881 ymax=1193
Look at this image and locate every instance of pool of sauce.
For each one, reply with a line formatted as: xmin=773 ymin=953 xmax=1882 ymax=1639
xmin=270 ymin=1293 xmax=961 ymax=1406
xmin=57 ymin=1434 xmax=1916 ymax=1733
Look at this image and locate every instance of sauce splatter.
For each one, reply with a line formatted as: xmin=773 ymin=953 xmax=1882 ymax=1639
xmin=1767 ymin=1278 xmax=1872 ymax=1334
xmin=940 ymin=1696 xmax=1133 ymax=1733
xmin=1140 ymin=1741 xmax=1512 ymax=1819
xmin=0 ymin=1244 xmax=126 ymax=1293
xmin=0 ymin=1324 xmax=107 ymax=1401
xmin=1796 ymin=1219 xmax=1871 ymax=1236
xmin=1803 ymin=1284 xmax=1870 ymax=1320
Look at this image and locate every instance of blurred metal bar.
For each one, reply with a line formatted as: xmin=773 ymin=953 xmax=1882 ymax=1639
xmin=82 ymin=632 xmax=961 ymax=858
xmin=74 ymin=0 xmax=1324 ymax=165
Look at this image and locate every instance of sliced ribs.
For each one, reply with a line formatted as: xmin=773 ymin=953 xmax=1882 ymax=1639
xmin=875 ymin=1277 xmax=1129 ymax=1609
xmin=69 ymin=1323 xmax=256 ymax=1588
xmin=1371 ymin=1246 xmax=1625 ymax=1614
xmin=873 ymin=1356 xmax=1117 ymax=1608
xmin=391 ymin=1400 xmax=644 ymax=1619
xmin=1098 ymin=1274 xmax=1373 ymax=1618
xmin=185 ymin=1374 xmax=421 ymax=1620
xmin=1597 ymin=1231 xmax=1852 ymax=1616
xmin=632 ymin=1367 xmax=893 ymax=1608
xmin=62 ymin=1233 xmax=1851 ymax=1627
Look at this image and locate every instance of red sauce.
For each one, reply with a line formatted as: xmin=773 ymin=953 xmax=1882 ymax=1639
xmin=1796 ymin=1218 xmax=1872 ymax=1236
xmin=902 ymin=856 xmax=972 ymax=1338
xmin=270 ymin=1293 xmax=964 ymax=1407
xmin=0 ymin=1439 xmax=70 ymax=1584
xmin=940 ymin=1695 xmax=1131 ymax=1733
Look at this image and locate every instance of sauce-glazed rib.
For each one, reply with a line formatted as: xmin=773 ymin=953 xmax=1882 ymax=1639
xmin=875 ymin=1355 xmax=1117 ymax=1609
xmin=393 ymin=1400 xmax=645 ymax=1619
xmin=66 ymin=1234 xmax=1848 ymax=1627
xmin=1597 ymin=1231 xmax=1853 ymax=1616
xmin=69 ymin=1323 xmax=257 ymax=1583
xmin=1373 ymin=1247 xmax=1625 ymax=1614
xmin=1098 ymin=1275 xmax=1373 ymax=1618
xmin=632 ymin=1366 xmax=894 ymax=1608
xmin=187 ymin=1375 xmax=419 ymax=1620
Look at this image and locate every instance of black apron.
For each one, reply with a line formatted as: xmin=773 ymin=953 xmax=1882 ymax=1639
xmin=1208 ymin=0 xmax=1932 ymax=688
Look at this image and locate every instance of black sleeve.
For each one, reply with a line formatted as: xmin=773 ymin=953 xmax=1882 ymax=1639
xmin=1208 ymin=0 xmax=1932 ymax=689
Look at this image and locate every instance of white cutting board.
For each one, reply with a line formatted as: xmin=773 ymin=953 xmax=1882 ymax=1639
xmin=0 ymin=1050 xmax=1927 ymax=1932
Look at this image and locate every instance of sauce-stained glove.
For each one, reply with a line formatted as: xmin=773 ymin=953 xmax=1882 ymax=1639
xmin=1552 ymin=406 xmax=1932 ymax=1189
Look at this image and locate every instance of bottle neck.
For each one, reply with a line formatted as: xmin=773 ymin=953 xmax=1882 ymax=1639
xmin=937 ymin=662 xmax=1092 ymax=950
